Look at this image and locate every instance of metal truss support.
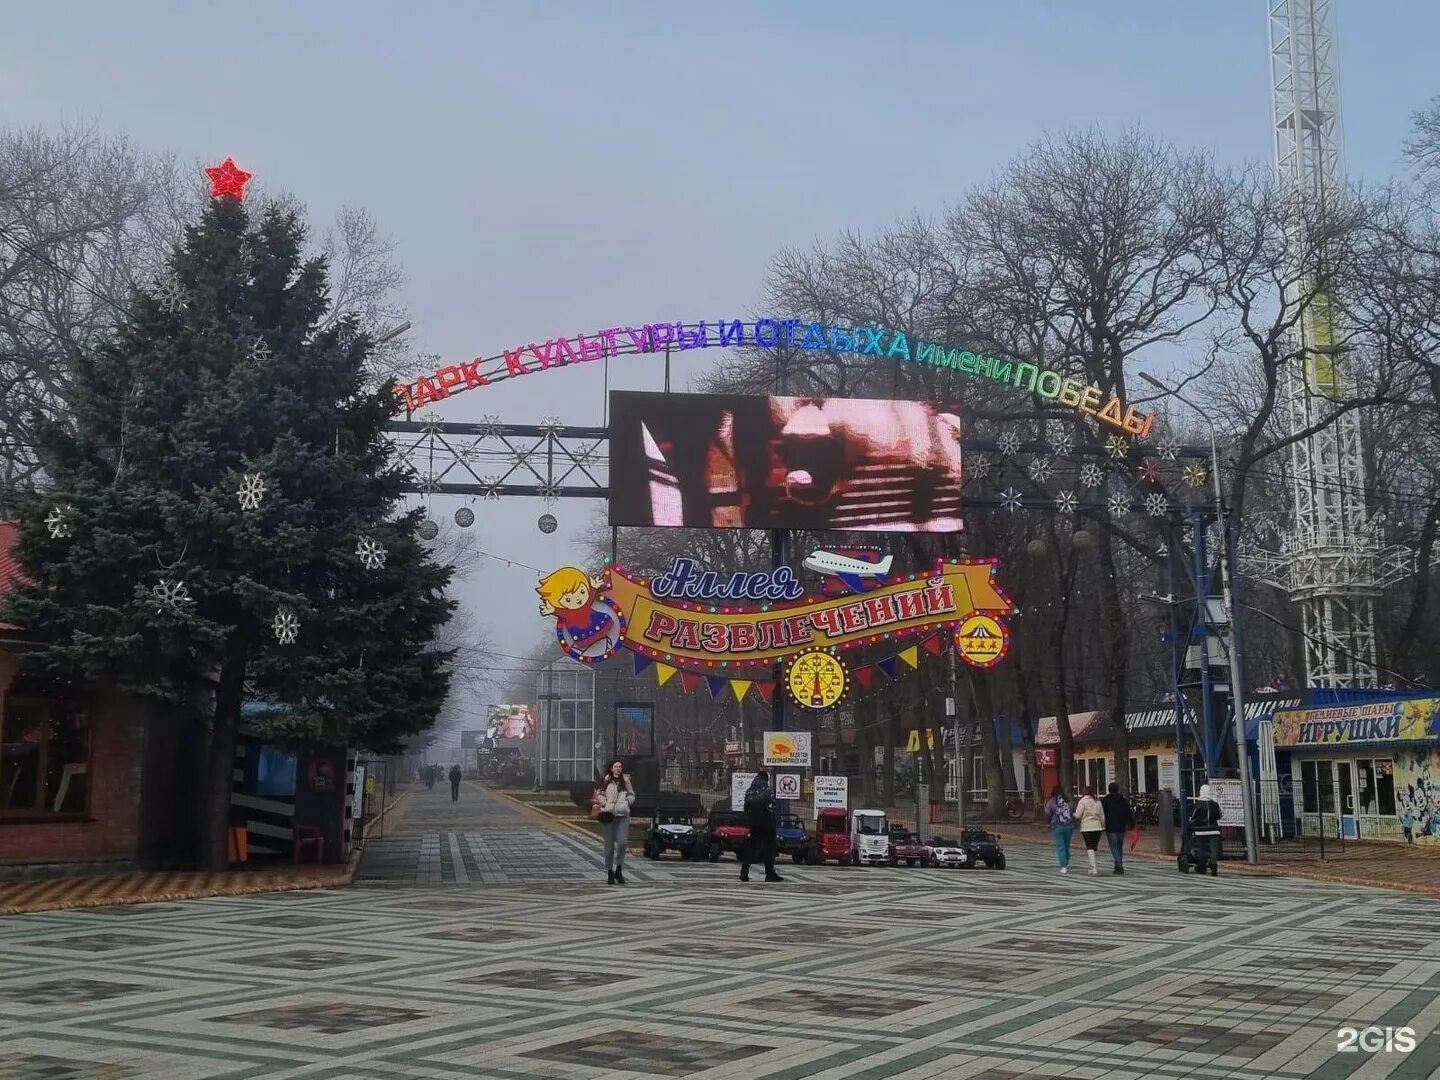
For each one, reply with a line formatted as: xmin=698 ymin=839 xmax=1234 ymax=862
xmin=386 ymin=421 xmax=1218 ymax=518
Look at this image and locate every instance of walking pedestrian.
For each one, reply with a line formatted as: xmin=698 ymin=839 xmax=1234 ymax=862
xmin=1074 ymin=785 xmax=1105 ymax=876
xmin=596 ymin=759 xmax=635 ymax=885
xmin=448 ymin=765 xmax=462 ymax=802
xmin=740 ymin=770 xmax=782 ymax=883
xmin=1043 ymin=784 xmax=1075 ymax=874
xmin=1190 ymin=783 xmax=1223 ymax=876
xmin=1101 ymin=782 xmax=1135 ymax=875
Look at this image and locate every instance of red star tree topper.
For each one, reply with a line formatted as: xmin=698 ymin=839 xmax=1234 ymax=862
xmin=204 ymin=156 xmax=254 ymax=200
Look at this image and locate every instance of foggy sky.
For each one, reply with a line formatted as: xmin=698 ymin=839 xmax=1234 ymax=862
xmin=4 ymin=1 xmax=1436 ymax=732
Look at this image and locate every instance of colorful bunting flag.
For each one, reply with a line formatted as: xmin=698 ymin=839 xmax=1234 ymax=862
xmin=679 ymin=670 xmax=703 ymax=693
xmin=899 ymin=645 xmax=919 ymax=669
xmin=755 ymin=681 xmax=775 ymax=703
xmin=921 ymin=634 xmax=944 ymax=656
xmin=655 ymin=662 xmax=677 ymax=687
xmin=705 ymin=675 xmax=727 ymax=698
xmin=731 ymin=679 xmax=752 ymax=702
xmin=632 ymin=652 xmax=654 ymax=676
xmin=877 ymin=656 xmax=898 ymax=680
xmin=854 ymin=666 xmax=875 ymax=689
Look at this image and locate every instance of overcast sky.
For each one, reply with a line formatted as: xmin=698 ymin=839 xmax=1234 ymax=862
xmin=5 ymin=2 xmax=1438 ymax=726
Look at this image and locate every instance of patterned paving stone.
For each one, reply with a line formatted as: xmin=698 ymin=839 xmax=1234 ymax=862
xmin=17 ymin=934 xmax=167 ymax=953
xmin=224 ymin=950 xmax=353 ymax=971
xmin=0 ymin=979 xmax=143 ymax=1006
xmin=213 ymin=1002 xmax=429 ymax=1034
xmin=519 ymin=1028 xmax=771 ymax=1076
xmin=0 ymin=1053 xmax=136 ymax=1079
xmin=2 ymin=783 xmax=1435 ymax=1079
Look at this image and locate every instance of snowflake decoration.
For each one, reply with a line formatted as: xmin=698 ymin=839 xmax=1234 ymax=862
xmin=272 ymin=608 xmax=300 ymax=646
xmin=1183 ymin=462 xmax=1209 ymax=488
xmin=999 ymin=487 xmax=1023 ymax=513
xmin=1106 ymin=491 xmax=1131 ymax=517
xmin=419 ymin=411 xmax=445 ymax=436
xmin=968 ymin=454 xmax=992 ymax=480
xmin=153 ymin=276 xmax=186 ymax=315
xmin=478 ymin=415 xmax=503 ymax=439
xmin=150 ymin=579 xmax=192 ymax=613
xmin=575 ymin=442 xmax=602 ymax=468
xmin=1138 ymin=457 xmax=1162 ymax=484
xmin=1079 ymin=462 xmax=1104 ymax=489
xmin=539 ymin=416 xmax=563 ymax=436
xmin=480 ymin=476 xmax=503 ymax=500
xmin=539 ymin=479 xmax=562 ymax=503
xmin=458 ymin=442 xmax=484 ymax=464
xmin=1145 ymin=492 xmax=1170 ymax=518
xmin=508 ymin=448 xmax=529 ymax=467
xmin=247 ymin=337 xmax=272 ymax=364
xmin=1028 ymin=457 xmax=1054 ymax=483
xmin=996 ymin=431 xmax=1023 ymax=456
xmin=44 ymin=506 xmax=73 ymax=539
xmin=1105 ymin=434 xmax=1130 ymax=460
xmin=237 ymin=473 xmax=266 ymax=511
xmin=1049 ymin=430 xmax=1075 ymax=458
xmin=1154 ymin=435 xmax=1180 ymax=462
xmin=1055 ymin=489 xmax=1079 ymax=515
xmin=356 ymin=537 xmax=387 ymax=571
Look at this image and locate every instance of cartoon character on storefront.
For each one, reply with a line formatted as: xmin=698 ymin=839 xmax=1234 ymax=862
xmin=537 ymin=566 xmax=624 ymax=662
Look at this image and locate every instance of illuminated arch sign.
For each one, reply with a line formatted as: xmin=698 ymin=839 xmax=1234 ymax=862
xmin=537 ymin=555 xmax=1013 ymax=672
xmin=394 ymin=318 xmax=1154 ymax=437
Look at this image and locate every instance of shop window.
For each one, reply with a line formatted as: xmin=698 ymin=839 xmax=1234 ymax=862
xmin=1144 ymin=755 xmax=1160 ymax=793
xmin=1375 ymin=760 xmax=1397 ymax=816
xmin=1084 ymin=758 xmax=1106 ymax=793
xmin=1 ymin=699 xmax=91 ymax=816
xmin=1128 ymin=757 xmax=1140 ymax=793
xmin=1300 ymin=760 xmax=1318 ymax=813
xmin=1355 ymin=760 xmax=1379 ymax=816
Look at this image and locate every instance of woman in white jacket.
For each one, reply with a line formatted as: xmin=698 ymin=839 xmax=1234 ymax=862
xmin=595 ymin=759 xmax=636 ymax=885
xmin=1073 ymin=786 xmax=1106 ymax=876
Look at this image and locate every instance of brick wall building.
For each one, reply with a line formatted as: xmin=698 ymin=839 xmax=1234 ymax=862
xmin=0 ymin=523 xmax=201 ymax=874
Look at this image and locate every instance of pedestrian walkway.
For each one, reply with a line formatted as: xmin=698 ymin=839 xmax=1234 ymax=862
xmin=358 ymin=781 xmax=622 ymax=886
xmin=3 ymin=839 xmax=1434 ymax=1078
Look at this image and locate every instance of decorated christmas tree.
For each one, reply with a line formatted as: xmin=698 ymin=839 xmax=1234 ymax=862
xmin=3 ymin=160 xmax=455 ymax=868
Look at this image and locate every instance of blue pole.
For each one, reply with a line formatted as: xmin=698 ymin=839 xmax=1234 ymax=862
xmin=1168 ymin=523 xmax=1189 ymax=824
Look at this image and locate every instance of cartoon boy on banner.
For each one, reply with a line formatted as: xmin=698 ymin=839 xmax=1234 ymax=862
xmin=537 ymin=566 xmax=624 ymax=663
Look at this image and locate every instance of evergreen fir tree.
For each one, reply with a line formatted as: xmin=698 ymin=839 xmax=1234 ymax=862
xmin=3 ymin=191 xmax=454 ymax=868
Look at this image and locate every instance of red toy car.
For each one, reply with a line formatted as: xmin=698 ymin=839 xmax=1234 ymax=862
xmin=813 ymin=807 xmax=851 ymax=865
xmin=889 ymin=829 xmax=931 ymax=867
xmin=698 ymin=809 xmax=750 ymax=861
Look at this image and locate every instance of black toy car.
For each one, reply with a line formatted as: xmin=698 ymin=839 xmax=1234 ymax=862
xmin=960 ymin=827 xmax=1006 ymax=869
xmin=643 ymin=813 xmax=701 ymax=860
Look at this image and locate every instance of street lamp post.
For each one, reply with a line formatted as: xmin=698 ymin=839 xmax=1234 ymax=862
xmin=1138 ymin=373 xmax=1259 ymax=864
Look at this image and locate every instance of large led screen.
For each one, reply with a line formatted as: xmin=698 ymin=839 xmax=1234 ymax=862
xmin=608 ymin=391 xmax=964 ymax=532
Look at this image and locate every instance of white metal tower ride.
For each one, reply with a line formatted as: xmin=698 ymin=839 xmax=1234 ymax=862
xmin=1265 ymin=0 xmax=1401 ymax=687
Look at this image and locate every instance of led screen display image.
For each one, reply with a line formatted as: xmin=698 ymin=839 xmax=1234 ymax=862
xmin=608 ymin=391 xmax=964 ymax=532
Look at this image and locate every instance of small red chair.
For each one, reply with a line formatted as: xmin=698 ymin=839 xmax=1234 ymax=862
xmin=293 ymin=825 xmax=325 ymax=864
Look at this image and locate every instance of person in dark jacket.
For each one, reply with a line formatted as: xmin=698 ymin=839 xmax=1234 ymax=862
xmin=448 ymin=764 xmax=462 ymax=802
xmin=1100 ymin=782 xmax=1135 ymax=875
xmin=740 ymin=770 xmax=782 ymax=883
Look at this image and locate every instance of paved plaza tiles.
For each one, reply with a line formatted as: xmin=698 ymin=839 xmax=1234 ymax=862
xmin=3 ymin=786 xmax=1439 ymax=1079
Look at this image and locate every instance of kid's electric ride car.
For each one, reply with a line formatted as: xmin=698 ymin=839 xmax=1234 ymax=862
xmin=697 ymin=809 xmax=750 ymax=862
xmin=850 ymin=809 xmax=891 ymax=866
xmin=642 ymin=814 xmax=701 ymax=860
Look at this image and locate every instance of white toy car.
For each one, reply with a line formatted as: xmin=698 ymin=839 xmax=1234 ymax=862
xmin=927 ymin=836 xmax=972 ymax=868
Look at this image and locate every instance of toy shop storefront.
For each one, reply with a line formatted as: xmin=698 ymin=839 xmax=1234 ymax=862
xmin=1270 ymin=695 xmax=1440 ymax=842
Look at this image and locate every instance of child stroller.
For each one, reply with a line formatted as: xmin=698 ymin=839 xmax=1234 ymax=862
xmin=1177 ymin=825 xmax=1218 ymax=876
